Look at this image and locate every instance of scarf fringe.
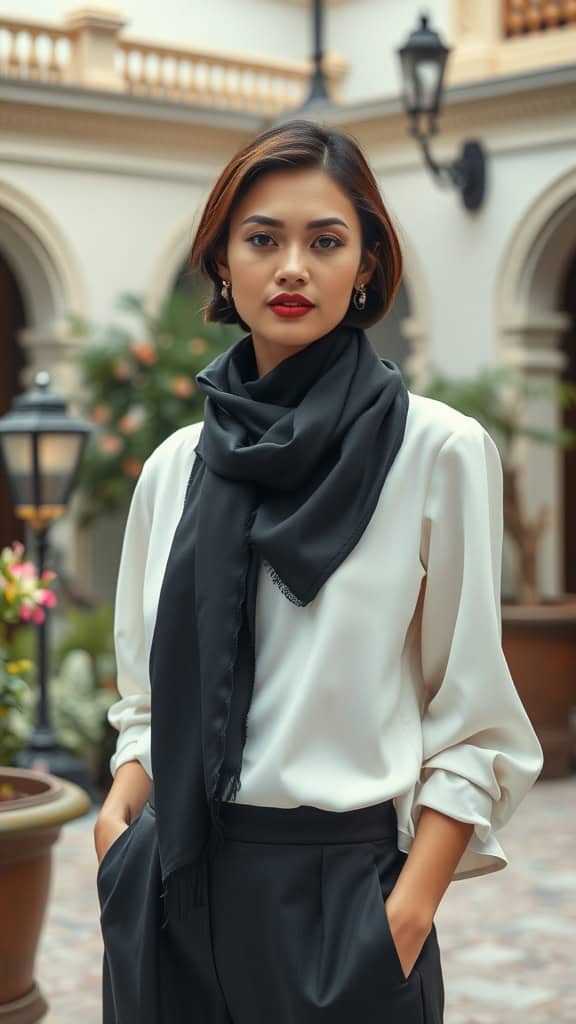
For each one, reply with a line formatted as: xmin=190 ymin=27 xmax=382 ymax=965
xmin=160 ymin=856 xmax=208 ymax=928
xmin=263 ymin=559 xmax=305 ymax=607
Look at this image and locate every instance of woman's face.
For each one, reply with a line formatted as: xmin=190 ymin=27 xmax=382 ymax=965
xmin=217 ymin=167 xmax=375 ymax=376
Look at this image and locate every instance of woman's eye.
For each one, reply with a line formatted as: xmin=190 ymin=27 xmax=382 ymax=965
xmin=248 ymin=233 xmax=275 ymax=247
xmin=314 ymin=236 xmax=342 ymax=250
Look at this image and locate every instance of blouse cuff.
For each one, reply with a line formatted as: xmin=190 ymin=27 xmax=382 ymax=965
xmin=395 ymin=768 xmax=509 ymax=880
xmin=108 ymin=727 xmax=152 ymax=781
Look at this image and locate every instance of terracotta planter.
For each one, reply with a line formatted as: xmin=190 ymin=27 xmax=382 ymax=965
xmin=502 ymin=595 xmax=576 ymax=779
xmin=0 ymin=767 xmax=91 ymax=1023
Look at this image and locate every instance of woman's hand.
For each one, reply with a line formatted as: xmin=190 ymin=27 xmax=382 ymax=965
xmin=94 ymin=759 xmax=152 ymax=867
xmin=384 ymin=891 xmax=432 ymax=980
xmin=94 ymin=811 xmax=130 ymax=867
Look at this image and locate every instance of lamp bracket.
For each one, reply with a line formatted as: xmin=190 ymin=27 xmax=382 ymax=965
xmin=415 ymin=133 xmax=486 ymax=211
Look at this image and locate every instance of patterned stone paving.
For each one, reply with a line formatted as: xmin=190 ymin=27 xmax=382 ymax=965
xmin=35 ymin=776 xmax=575 ymax=1022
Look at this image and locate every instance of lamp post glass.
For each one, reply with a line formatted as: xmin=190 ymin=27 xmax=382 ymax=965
xmin=398 ymin=13 xmax=450 ymax=135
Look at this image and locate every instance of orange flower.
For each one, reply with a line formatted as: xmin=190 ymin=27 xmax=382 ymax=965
xmin=122 ymin=458 xmax=143 ymax=479
xmin=117 ymin=407 xmax=146 ymax=434
xmin=92 ymin=404 xmax=112 ymax=424
xmin=170 ymin=376 xmax=195 ymax=399
xmin=99 ymin=433 xmax=123 ymax=455
xmin=189 ymin=337 xmax=208 ymax=356
xmin=130 ymin=341 xmax=158 ymax=366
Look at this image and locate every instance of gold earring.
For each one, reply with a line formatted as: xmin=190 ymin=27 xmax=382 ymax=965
xmin=353 ymin=282 xmax=366 ymax=311
xmin=221 ymin=279 xmax=231 ymax=303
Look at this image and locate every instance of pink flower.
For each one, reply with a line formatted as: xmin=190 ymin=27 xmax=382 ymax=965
xmin=19 ymin=604 xmax=33 ymax=622
xmin=32 ymin=607 xmax=45 ymax=625
xmin=41 ymin=571 xmax=56 ymax=583
xmin=36 ymin=589 xmax=57 ymax=609
xmin=10 ymin=562 xmax=36 ymax=580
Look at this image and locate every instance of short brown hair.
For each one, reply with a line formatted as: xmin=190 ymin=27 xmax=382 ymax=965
xmin=189 ymin=119 xmax=403 ymax=330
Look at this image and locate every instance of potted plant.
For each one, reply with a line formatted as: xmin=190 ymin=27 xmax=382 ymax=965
xmin=420 ymin=366 xmax=576 ymax=779
xmin=0 ymin=542 xmax=91 ymax=1022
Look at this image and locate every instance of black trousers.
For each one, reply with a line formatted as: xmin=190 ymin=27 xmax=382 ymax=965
xmin=98 ymin=795 xmax=444 ymax=1023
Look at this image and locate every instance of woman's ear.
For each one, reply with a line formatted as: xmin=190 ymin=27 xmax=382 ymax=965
xmin=215 ymin=249 xmax=230 ymax=281
xmin=358 ymin=247 xmax=378 ymax=285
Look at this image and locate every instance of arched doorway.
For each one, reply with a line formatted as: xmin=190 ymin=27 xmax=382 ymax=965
xmin=496 ymin=168 xmax=576 ymax=596
xmin=0 ymin=249 xmax=27 ymax=550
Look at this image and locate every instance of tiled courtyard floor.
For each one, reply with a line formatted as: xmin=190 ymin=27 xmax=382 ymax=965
xmin=37 ymin=775 xmax=575 ymax=1023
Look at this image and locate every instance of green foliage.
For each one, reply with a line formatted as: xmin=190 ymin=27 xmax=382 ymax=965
xmin=74 ymin=289 xmax=240 ymax=524
xmin=422 ymin=365 xmax=576 ymax=461
xmin=54 ymin=605 xmax=114 ymax=672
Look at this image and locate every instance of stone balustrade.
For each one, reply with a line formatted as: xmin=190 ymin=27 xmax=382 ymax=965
xmin=0 ymin=6 xmax=347 ymax=114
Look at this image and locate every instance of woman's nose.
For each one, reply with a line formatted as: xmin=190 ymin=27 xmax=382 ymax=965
xmin=274 ymin=246 xmax=310 ymax=284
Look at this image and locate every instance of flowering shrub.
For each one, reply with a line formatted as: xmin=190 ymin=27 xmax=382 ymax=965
xmin=0 ymin=542 xmax=58 ymax=763
xmin=75 ymin=290 xmax=239 ymax=523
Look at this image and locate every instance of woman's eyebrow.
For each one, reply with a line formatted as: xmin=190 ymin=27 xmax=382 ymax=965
xmin=239 ymin=214 xmax=350 ymax=230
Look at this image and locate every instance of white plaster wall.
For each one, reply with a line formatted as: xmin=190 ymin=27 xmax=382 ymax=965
xmin=328 ymin=0 xmax=452 ymax=103
xmin=0 ymin=157 xmax=207 ymax=323
xmin=3 ymin=0 xmax=451 ymax=103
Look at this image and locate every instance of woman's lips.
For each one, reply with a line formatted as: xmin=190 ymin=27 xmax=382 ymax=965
xmin=269 ymin=304 xmax=315 ymax=319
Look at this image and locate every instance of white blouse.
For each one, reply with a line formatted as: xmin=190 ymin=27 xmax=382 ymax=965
xmin=107 ymin=390 xmax=543 ymax=881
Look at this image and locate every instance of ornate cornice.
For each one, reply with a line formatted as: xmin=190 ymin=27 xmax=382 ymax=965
xmin=0 ymin=67 xmax=575 ymax=166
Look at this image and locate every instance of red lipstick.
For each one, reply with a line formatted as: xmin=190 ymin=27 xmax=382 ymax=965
xmin=268 ymin=292 xmax=315 ymax=319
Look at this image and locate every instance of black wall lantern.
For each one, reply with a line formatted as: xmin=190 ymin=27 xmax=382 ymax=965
xmin=0 ymin=371 xmax=93 ymax=788
xmin=397 ymin=13 xmax=487 ymax=211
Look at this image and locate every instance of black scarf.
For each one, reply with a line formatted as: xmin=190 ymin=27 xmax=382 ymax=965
xmin=149 ymin=321 xmax=409 ymax=926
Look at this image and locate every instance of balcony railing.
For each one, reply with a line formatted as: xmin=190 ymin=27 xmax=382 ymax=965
xmin=0 ymin=9 xmax=346 ymax=115
xmin=503 ymin=0 xmax=576 ymax=37
xmin=0 ymin=17 xmax=71 ymax=83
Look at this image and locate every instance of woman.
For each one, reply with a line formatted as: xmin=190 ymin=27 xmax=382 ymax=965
xmin=94 ymin=120 xmax=543 ymax=1024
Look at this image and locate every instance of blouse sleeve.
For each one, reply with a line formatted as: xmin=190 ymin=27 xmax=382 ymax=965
xmin=107 ymin=459 xmax=154 ymax=781
xmin=405 ymin=418 xmax=544 ymax=880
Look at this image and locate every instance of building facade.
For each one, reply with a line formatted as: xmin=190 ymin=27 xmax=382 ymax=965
xmin=0 ymin=0 xmax=575 ymax=602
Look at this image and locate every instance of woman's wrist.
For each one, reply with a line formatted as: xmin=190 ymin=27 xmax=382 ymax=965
xmin=99 ymin=759 xmax=152 ymax=823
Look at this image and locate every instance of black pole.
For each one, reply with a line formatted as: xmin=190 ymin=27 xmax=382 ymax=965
xmin=31 ymin=526 xmax=58 ymax=745
xmin=14 ymin=524 xmax=95 ymax=800
xmin=303 ymin=0 xmax=330 ymax=105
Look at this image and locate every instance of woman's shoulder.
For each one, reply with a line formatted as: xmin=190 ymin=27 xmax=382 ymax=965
xmin=140 ymin=420 xmax=204 ymax=495
xmin=406 ymin=390 xmax=488 ymax=454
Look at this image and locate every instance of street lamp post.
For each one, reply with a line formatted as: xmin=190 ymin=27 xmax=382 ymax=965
xmin=0 ymin=371 xmax=93 ymax=788
xmin=304 ymin=0 xmax=330 ymax=105
xmin=396 ymin=13 xmax=487 ymax=211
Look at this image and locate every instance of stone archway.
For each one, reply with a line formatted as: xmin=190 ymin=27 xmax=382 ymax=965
xmin=0 ymin=181 xmax=88 ymax=578
xmin=496 ymin=168 xmax=576 ymax=596
xmin=0 ymin=180 xmax=87 ymax=394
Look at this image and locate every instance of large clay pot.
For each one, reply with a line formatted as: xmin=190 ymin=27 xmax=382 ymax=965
xmin=502 ymin=596 xmax=576 ymax=779
xmin=0 ymin=767 xmax=91 ymax=1023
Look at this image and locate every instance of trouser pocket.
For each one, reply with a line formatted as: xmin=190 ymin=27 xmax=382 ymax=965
xmin=98 ymin=802 xmax=164 ymax=1024
xmin=370 ymin=839 xmax=445 ymax=1024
